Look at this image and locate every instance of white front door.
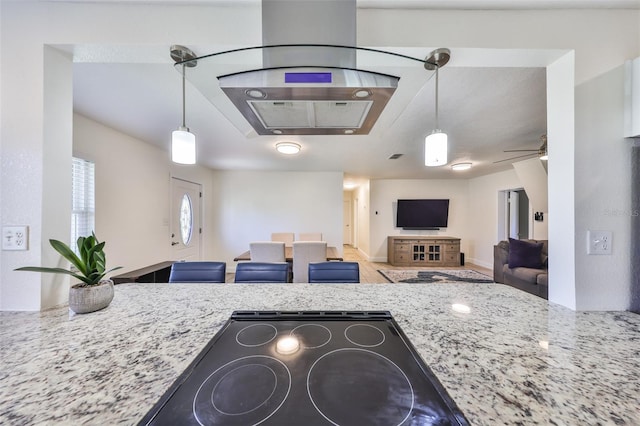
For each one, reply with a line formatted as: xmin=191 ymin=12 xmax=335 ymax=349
xmin=171 ymin=177 xmax=202 ymax=261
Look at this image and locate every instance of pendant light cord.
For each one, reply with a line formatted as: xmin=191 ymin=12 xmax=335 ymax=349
xmin=434 ymin=65 xmax=439 ymax=130
xmin=181 ymin=63 xmax=186 ymax=128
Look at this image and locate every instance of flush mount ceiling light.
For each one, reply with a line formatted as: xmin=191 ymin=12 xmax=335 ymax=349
xmin=451 ymin=162 xmax=472 ymax=171
xmin=170 ymin=45 xmax=197 ymax=165
xmin=424 ymin=48 xmax=450 ymax=167
xmin=276 ymin=142 xmax=301 ymax=155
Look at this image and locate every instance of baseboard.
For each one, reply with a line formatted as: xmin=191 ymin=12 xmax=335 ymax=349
xmin=357 ymin=247 xmax=371 ymax=260
xmin=369 ymin=256 xmax=389 ymax=263
xmin=467 ymin=257 xmax=492 ymax=269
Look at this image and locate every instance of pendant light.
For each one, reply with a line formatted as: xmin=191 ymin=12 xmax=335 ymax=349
xmin=170 ymin=45 xmax=198 ymax=164
xmin=424 ymin=48 xmax=451 ymax=167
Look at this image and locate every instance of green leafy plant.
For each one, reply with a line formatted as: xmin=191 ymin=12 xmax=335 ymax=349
xmin=16 ymin=233 xmax=121 ymax=287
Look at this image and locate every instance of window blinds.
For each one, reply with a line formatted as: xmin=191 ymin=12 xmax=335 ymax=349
xmin=71 ymin=157 xmax=95 ymax=253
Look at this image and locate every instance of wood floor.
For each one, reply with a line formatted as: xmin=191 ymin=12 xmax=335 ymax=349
xmin=342 ymin=244 xmax=492 ymax=283
xmin=226 ymin=245 xmax=491 ymax=283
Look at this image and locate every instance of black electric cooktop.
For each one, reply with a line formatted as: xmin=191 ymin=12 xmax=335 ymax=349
xmin=139 ymin=311 xmax=468 ymax=426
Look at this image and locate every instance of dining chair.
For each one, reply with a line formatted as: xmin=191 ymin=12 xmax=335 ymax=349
xmin=298 ymin=232 xmax=323 ymax=241
xmin=308 ymin=261 xmax=360 ymax=283
xmin=271 ymin=232 xmax=295 ymax=247
xmin=250 ymin=241 xmax=286 ymax=262
xmin=234 ymin=262 xmax=290 ymax=283
xmin=292 ymin=241 xmax=327 ymax=283
xmin=168 ymin=261 xmax=227 ymax=283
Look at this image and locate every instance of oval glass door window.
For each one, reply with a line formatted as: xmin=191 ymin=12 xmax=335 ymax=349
xmin=180 ymin=193 xmax=193 ymax=245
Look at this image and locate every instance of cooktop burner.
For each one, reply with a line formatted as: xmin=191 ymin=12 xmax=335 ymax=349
xmin=139 ymin=311 xmax=468 ymax=426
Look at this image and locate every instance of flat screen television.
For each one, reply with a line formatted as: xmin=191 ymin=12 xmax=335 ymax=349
xmin=396 ymin=199 xmax=450 ymax=230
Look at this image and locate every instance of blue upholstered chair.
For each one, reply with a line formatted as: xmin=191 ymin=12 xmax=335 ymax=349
xmin=308 ymin=261 xmax=360 ymax=283
xmin=234 ymin=262 xmax=290 ymax=283
xmin=168 ymin=261 xmax=226 ymax=283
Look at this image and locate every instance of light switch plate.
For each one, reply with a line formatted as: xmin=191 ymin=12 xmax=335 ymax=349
xmin=587 ymin=230 xmax=612 ymax=255
xmin=2 ymin=226 xmax=29 ymax=251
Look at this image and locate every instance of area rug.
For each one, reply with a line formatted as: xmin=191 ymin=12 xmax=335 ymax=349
xmin=378 ymin=269 xmax=494 ymax=284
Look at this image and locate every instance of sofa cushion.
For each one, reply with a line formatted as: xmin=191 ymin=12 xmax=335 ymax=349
xmin=508 ymin=238 xmax=543 ymax=269
xmin=537 ymin=273 xmax=548 ymax=287
xmin=504 ymin=265 xmax=546 ymax=283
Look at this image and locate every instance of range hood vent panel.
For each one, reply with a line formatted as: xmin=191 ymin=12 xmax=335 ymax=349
xmin=249 ymin=100 xmax=373 ymax=130
xmin=219 ymin=67 xmax=398 ymax=135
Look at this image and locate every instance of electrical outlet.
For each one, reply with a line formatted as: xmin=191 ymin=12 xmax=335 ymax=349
xmin=2 ymin=226 xmax=29 ymax=251
xmin=587 ymin=230 xmax=612 ymax=255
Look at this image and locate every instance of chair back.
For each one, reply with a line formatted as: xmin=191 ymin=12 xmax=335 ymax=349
xmin=270 ymin=232 xmax=295 ymax=247
xmin=292 ymin=241 xmax=327 ymax=283
xmin=169 ymin=261 xmax=226 ymax=283
xmin=308 ymin=261 xmax=360 ymax=283
xmin=250 ymin=241 xmax=286 ymax=262
xmin=234 ymin=262 xmax=289 ymax=283
xmin=298 ymin=232 xmax=323 ymax=241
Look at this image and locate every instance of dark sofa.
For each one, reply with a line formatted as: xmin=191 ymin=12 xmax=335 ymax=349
xmin=493 ymin=239 xmax=548 ymax=299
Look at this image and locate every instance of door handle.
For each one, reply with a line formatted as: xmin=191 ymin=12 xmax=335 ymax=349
xmin=171 ymin=242 xmax=179 ymax=246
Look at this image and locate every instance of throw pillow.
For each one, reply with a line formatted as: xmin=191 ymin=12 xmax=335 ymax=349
xmin=508 ymin=238 xmax=543 ymax=269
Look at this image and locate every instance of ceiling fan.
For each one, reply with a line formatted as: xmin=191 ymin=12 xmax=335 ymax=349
xmin=494 ymin=134 xmax=548 ymax=163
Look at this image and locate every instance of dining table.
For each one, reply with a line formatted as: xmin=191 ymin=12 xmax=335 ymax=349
xmin=233 ymin=246 xmax=343 ymax=262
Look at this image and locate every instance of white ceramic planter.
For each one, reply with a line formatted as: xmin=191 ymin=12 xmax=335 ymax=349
xmin=69 ymin=279 xmax=114 ymax=314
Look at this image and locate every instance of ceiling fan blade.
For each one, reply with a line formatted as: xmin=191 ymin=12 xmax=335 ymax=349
xmin=493 ymin=153 xmax=537 ymax=164
xmin=503 ymin=149 xmax=539 ymax=153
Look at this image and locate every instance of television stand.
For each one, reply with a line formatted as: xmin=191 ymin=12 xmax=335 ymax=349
xmin=387 ymin=236 xmax=461 ymax=267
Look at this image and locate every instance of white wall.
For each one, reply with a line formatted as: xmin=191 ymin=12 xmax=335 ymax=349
xmin=73 ymin=114 xmax=218 ymax=275
xmin=0 ymin=1 xmax=261 ymax=310
xmin=210 ymin=171 xmax=344 ymax=271
xmin=358 ymin=9 xmax=639 ymax=85
xmin=41 ymin=47 xmax=74 ymax=309
xmin=369 ymin=179 xmax=469 ymax=262
xmin=575 ymin=65 xmax=632 ymax=311
xmin=547 ymin=53 xmax=577 ymax=309
xmin=356 ymin=182 xmax=371 ymax=257
xmin=467 ymin=169 xmax=522 ymax=269
xmin=2 ymin=2 xmax=639 ymax=310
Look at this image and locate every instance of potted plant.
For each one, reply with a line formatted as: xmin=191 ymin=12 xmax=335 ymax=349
xmin=16 ymin=233 xmax=121 ymax=314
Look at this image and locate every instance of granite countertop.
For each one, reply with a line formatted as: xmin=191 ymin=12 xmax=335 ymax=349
xmin=0 ymin=282 xmax=639 ymax=425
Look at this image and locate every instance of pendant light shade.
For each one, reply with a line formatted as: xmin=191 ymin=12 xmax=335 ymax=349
xmin=172 ymin=127 xmax=196 ymax=164
xmin=425 ymin=131 xmax=448 ymax=166
xmin=424 ymin=48 xmax=450 ymax=167
xmin=170 ymin=45 xmax=197 ymax=165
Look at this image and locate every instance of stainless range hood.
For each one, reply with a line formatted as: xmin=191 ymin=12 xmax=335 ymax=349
xmin=219 ymin=67 xmax=398 ymax=135
xmin=221 ymin=0 xmax=398 ymax=136
xmin=175 ymin=1 xmax=433 ymax=137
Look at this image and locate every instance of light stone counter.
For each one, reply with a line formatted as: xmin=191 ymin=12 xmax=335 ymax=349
xmin=1 ymin=282 xmax=639 ymax=425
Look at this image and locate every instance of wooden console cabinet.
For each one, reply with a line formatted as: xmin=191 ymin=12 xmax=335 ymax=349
xmin=387 ymin=236 xmax=461 ymax=267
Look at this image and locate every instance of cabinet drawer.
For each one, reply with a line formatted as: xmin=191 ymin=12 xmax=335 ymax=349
xmin=395 ymin=243 xmax=412 ymax=252
xmin=445 ymin=254 xmax=458 ymax=263
xmin=394 ymin=253 xmax=410 ymax=263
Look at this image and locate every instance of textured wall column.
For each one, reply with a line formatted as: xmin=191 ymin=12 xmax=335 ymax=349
xmin=631 ymin=140 xmax=640 ymax=313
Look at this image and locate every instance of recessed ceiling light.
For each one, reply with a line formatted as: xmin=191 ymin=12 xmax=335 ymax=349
xmin=276 ymin=142 xmax=301 ymax=155
xmin=451 ymin=162 xmax=472 ymax=171
xmin=272 ymin=129 xmax=283 ymax=135
xmin=344 ymin=129 xmax=355 ymax=135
